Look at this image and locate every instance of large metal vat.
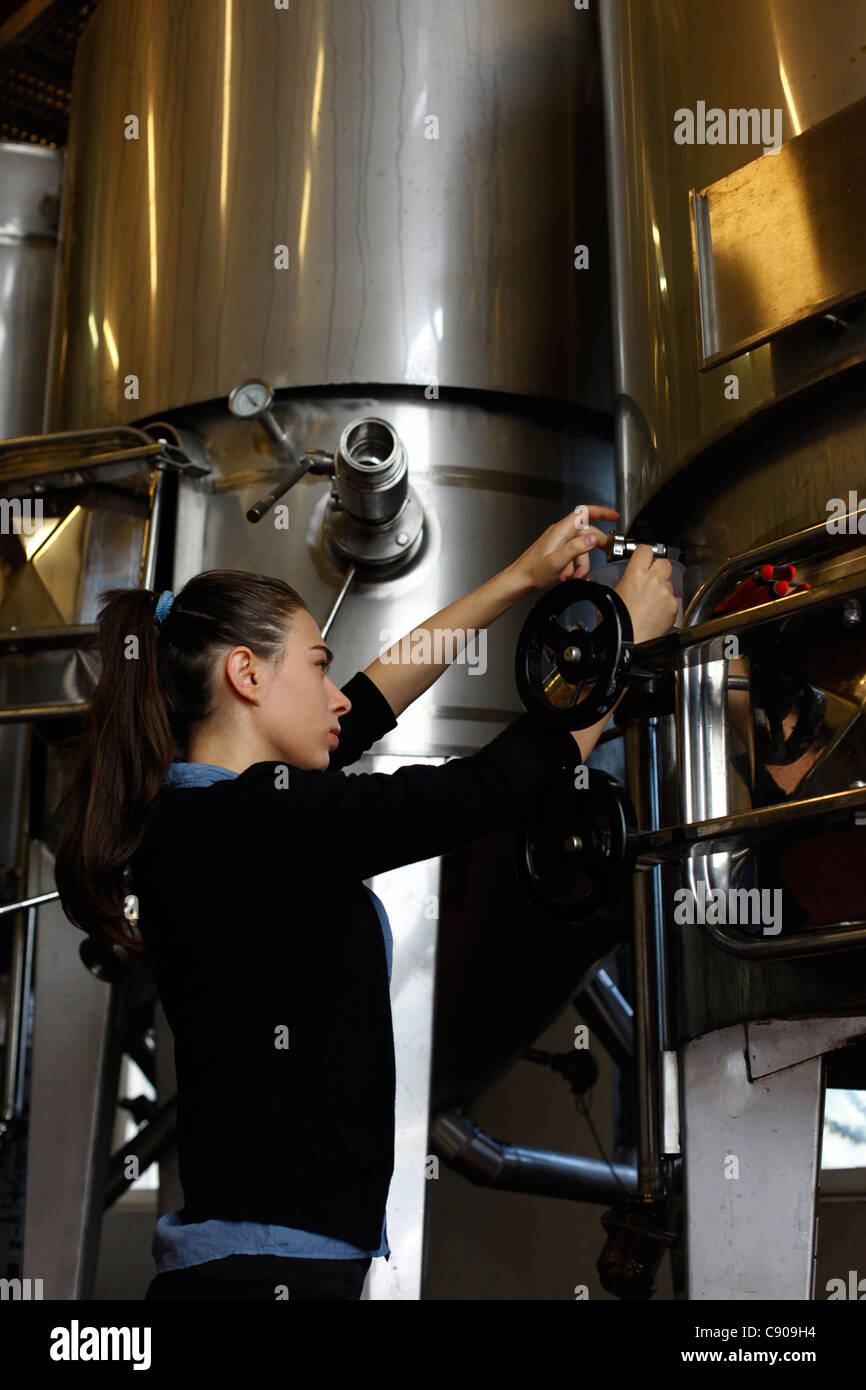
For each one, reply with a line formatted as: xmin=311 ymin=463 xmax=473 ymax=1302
xmin=600 ymin=0 xmax=866 ymax=1299
xmin=4 ymin=0 xmax=624 ymax=1301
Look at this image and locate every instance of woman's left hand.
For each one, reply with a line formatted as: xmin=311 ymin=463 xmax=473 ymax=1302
xmin=509 ymin=505 xmax=620 ymax=591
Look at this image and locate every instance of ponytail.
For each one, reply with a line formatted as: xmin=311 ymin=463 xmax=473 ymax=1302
xmin=53 ymin=571 xmax=308 ymax=964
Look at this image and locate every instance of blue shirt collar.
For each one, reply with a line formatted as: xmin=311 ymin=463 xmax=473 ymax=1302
xmin=162 ymin=761 xmax=239 ymax=788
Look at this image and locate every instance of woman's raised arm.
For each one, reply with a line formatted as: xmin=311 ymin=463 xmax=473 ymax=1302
xmin=363 ymin=505 xmax=618 ymax=717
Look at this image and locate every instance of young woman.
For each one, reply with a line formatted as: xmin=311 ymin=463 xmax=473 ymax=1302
xmin=53 ymin=506 xmax=676 ymax=1301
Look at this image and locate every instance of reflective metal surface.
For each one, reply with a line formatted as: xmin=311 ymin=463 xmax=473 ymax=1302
xmin=364 ymin=793 xmax=442 ymax=1301
xmin=600 ymin=0 xmax=866 ymax=1041
xmin=680 ymin=1022 xmax=824 ymax=1300
xmin=46 ymin=0 xmax=611 ymax=428
xmin=690 ymin=96 xmax=866 ymax=369
xmin=0 ymin=142 xmax=62 ymax=440
xmin=171 ymin=391 xmax=614 ymax=757
xmin=600 ymin=0 xmax=866 ymax=509
xmin=22 ymin=841 xmax=122 ymax=1300
xmin=14 ymin=0 xmax=623 ymax=1303
xmin=624 ymin=719 xmax=665 ymax=1197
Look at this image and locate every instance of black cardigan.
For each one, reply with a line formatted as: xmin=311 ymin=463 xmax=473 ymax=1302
xmin=131 ymin=670 xmax=580 ymax=1250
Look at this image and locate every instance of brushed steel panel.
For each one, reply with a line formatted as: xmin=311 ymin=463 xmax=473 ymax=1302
xmin=47 ymin=0 xmax=611 ymax=428
xmin=681 ymin=1024 xmax=823 ymax=1300
xmin=600 ymin=0 xmax=866 ymax=512
xmin=171 ymin=390 xmax=615 ymax=757
xmin=692 ymin=97 xmax=866 ymax=368
xmin=0 ymin=143 xmax=63 ymax=438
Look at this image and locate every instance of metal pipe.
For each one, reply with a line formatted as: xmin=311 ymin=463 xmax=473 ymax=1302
xmin=637 ymin=783 xmax=866 ymax=862
xmin=0 ymin=906 xmax=31 ymax=1129
xmin=0 ymin=625 xmax=97 ymax=653
xmin=0 ymin=705 xmax=89 ymax=724
xmin=139 ymin=465 xmax=165 ymax=591
xmin=684 ymin=915 xmax=866 ymax=961
xmin=320 ymin=564 xmax=356 ymax=642
xmin=652 ymin=715 xmax=678 ymax=1051
xmin=639 ymin=784 xmax=866 ymax=958
xmin=606 ymin=534 xmax=670 ymax=561
xmin=0 ymin=425 xmax=168 ymax=484
xmin=0 ymin=751 xmax=35 ymax=1135
xmin=687 ymin=509 xmax=866 ymax=624
xmin=573 ymin=968 xmax=634 ymax=1069
xmin=0 ymin=890 xmax=59 ymax=917
xmin=625 ymin=719 xmax=665 ymax=1198
xmin=637 ymin=566 xmax=866 ymax=676
xmin=103 ymin=1096 xmax=178 ymax=1210
xmin=431 ymin=1111 xmax=637 ymax=1205
xmin=13 ymin=906 xmax=35 ymax=1117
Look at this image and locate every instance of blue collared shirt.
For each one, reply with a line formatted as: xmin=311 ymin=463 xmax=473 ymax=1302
xmin=151 ymin=759 xmax=391 ymax=1271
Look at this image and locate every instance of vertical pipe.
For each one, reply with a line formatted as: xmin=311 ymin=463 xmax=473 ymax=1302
xmin=138 ymin=464 xmax=166 ymax=590
xmin=0 ymin=729 xmax=32 ymax=1135
xmin=624 ymin=718 xmax=665 ymax=1196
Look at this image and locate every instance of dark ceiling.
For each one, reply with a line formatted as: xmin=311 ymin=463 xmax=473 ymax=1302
xmin=0 ymin=0 xmax=100 ymax=147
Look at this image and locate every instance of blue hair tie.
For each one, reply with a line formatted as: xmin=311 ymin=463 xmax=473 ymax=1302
xmin=153 ymin=590 xmax=175 ymax=626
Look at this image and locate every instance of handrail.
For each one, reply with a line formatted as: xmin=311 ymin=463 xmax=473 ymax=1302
xmin=693 ymin=915 xmax=866 ymax=961
xmin=0 ymin=423 xmax=211 ymax=486
xmin=0 ymin=426 xmax=166 ymax=484
xmin=673 ymin=510 xmax=866 ymax=959
xmin=636 ymin=567 xmax=866 ymax=675
xmin=0 ymin=625 xmax=97 ymax=653
xmin=0 ymin=891 xmax=59 ymax=917
xmin=639 ymin=785 xmax=866 ymax=863
xmin=686 ymin=508 xmax=866 ymax=625
xmin=640 ymin=788 xmax=866 ymax=958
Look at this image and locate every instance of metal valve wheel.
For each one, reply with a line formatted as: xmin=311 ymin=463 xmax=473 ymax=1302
xmin=515 ymin=767 xmax=637 ymax=921
xmin=514 ymin=578 xmax=633 ymax=730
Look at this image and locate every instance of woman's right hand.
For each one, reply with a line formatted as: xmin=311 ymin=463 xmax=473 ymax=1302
xmin=614 ymin=545 xmax=679 ymax=644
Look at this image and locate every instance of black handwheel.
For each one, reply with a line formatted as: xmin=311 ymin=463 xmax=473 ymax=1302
xmin=515 ymin=578 xmax=633 ymax=729
xmin=515 ymin=767 xmax=637 ymax=922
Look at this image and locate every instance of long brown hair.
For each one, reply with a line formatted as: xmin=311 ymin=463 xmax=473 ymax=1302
xmin=54 ymin=570 xmax=308 ymax=964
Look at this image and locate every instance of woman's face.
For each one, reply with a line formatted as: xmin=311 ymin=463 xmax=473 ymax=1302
xmin=256 ymin=607 xmax=352 ymax=770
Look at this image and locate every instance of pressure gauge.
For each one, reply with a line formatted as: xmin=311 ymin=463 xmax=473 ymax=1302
xmin=228 ymin=378 xmax=273 ymax=419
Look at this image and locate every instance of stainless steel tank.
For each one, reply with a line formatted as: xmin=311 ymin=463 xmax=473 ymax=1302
xmin=0 ymin=139 xmax=63 ymax=866
xmin=11 ymin=0 xmax=625 ymax=1300
xmin=47 ymin=0 xmax=612 ymax=425
xmin=0 ymin=137 xmax=63 ymax=1287
xmin=600 ymin=0 xmax=866 ymax=1299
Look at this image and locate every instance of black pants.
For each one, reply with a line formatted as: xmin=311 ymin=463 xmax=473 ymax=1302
xmin=145 ymin=1252 xmax=372 ymax=1301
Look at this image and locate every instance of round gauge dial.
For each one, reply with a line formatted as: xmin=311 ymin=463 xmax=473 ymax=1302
xmin=228 ymin=378 xmax=273 ymax=418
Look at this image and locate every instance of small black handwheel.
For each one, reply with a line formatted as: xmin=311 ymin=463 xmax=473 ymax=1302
xmin=515 ymin=578 xmax=633 ymax=729
xmin=515 ymin=767 xmax=637 ymax=922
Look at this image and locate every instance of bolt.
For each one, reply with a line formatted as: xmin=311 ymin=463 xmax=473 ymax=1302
xmin=843 ymin=599 xmax=861 ymax=626
xmin=564 ymin=835 xmax=583 ymax=852
xmin=564 ymin=646 xmax=581 ymax=663
xmin=396 ymin=532 xmax=409 ymax=546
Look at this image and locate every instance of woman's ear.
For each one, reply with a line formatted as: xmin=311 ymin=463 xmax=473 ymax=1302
xmin=224 ymin=646 xmax=263 ymax=704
